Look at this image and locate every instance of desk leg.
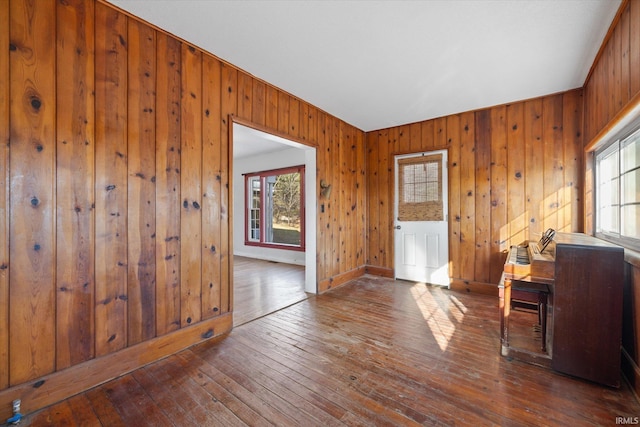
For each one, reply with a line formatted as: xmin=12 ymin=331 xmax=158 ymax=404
xmin=499 ymin=278 xmax=511 ymax=356
xmin=539 ymin=292 xmax=547 ymax=352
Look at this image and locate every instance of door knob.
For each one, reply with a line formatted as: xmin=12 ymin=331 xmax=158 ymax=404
xmin=395 ymin=225 xmax=401 ymax=229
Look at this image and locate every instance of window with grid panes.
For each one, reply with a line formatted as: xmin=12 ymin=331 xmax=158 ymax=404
xmin=244 ymin=166 xmax=305 ymax=251
xmin=596 ymin=126 xmax=640 ymax=250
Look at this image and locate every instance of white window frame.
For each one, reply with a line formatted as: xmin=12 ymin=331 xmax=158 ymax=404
xmin=595 ymin=125 xmax=640 ymax=252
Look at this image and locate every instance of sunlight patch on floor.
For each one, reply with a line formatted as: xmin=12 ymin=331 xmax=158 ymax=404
xmin=448 ymin=294 xmax=467 ymax=322
xmin=410 ymin=284 xmax=460 ymax=352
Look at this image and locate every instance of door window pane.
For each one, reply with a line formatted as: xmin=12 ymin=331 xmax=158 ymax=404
xmin=398 ymin=154 xmax=443 ymax=221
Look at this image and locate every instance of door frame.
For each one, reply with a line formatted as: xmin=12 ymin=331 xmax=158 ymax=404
xmin=230 ymin=119 xmax=317 ymax=295
xmin=393 ymin=149 xmax=450 ymax=286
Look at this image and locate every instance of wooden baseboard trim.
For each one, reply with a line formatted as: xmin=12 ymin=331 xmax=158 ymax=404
xmin=318 ymin=266 xmax=366 ymax=293
xmin=0 ymin=313 xmax=232 ymax=420
xmin=364 ymin=265 xmax=394 ymax=278
xmin=450 ymin=279 xmax=498 ymax=296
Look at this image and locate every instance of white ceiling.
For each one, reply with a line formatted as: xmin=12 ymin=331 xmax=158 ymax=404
xmin=109 ymin=0 xmax=620 ymax=132
xmin=233 ymin=122 xmax=299 ymax=159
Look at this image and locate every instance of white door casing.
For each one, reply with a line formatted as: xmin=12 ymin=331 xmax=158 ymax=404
xmin=394 ymin=150 xmax=449 ymax=287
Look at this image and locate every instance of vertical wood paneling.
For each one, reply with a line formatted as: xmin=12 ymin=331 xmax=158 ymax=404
xmin=55 ymin=0 xmax=95 ymax=369
xmin=127 ymin=19 xmax=156 ymax=345
xmin=9 ymin=0 xmax=56 ymax=384
xmin=366 ymin=91 xmax=584 ymax=290
xmin=434 ymin=117 xmax=447 ymax=149
xmin=420 ymin=121 xmax=433 ymax=151
xmin=596 ymin=58 xmax=605 ymax=137
xmin=155 ymin=33 xmax=181 ymax=336
xmin=251 ymin=79 xmax=266 ymax=127
xmin=584 ymin=0 xmax=640 ymax=145
xmin=308 ymin=105 xmax=318 ymax=147
xmin=448 ymin=117 xmax=462 ymax=281
xmin=585 ymin=64 xmax=596 ymax=141
xmin=524 ymin=99 xmax=543 ymax=240
xmin=289 ymin=97 xmax=300 ymax=139
xmin=489 ymin=106 xmax=507 ymax=283
xmin=542 ymin=95 xmax=564 ymax=232
xmin=598 ymin=47 xmax=608 ymax=136
xmin=1 ymin=0 xmax=369 ymax=401
xmin=397 ymin=124 xmax=409 ymax=153
xmin=237 ymin=72 xmax=252 ymax=121
xmin=367 ymin=131 xmax=380 ymax=268
xmin=330 ymin=116 xmax=341 ymax=278
xmin=349 ymin=126 xmax=358 ymax=271
xmin=0 ymin=0 xmax=9 ymax=390
xmin=0 ymin=0 xmax=608 ymax=397
xmin=631 ymin=0 xmax=640 ymax=96
xmin=563 ymin=90 xmax=583 ymax=232
xmin=366 ymin=131 xmax=379 ymax=266
xmin=180 ymin=44 xmax=203 ymax=327
xmin=580 ymin=2 xmax=640 ymax=393
xmin=378 ymin=129 xmax=391 ymax=269
xmin=338 ymin=123 xmax=347 ymax=271
xmin=340 ymin=124 xmax=349 ymax=270
xmin=265 ymin=85 xmax=278 ymax=130
xmin=326 ymin=116 xmax=336 ymax=280
xmin=202 ymin=55 xmax=222 ymax=320
xmin=355 ymin=129 xmax=366 ymax=268
xmin=457 ymin=113 xmax=476 ymax=281
xmin=613 ymin=19 xmax=623 ymax=114
xmin=584 ymin=76 xmax=593 ymax=143
xmin=620 ymin=2 xmax=631 ymax=107
xmin=409 ymin=122 xmax=422 ymax=152
xmin=300 ymin=102 xmax=309 ymax=142
xmin=348 ymin=126 xmax=357 ymax=270
xmin=94 ymin=2 xmax=128 ymax=356
xmin=474 ymin=110 xmax=491 ymax=283
xmin=323 ymin=116 xmax=333 ymax=281
xmin=277 ymin=91 xmax=289 ymax=135
xmin=317 ymin=111 xmax=329 ymax=278
xmin=607 ymin=34 xmax=615 ymax=122
xmin=220 ymin=63 xmax=236 ymax=314
xmin=506 ymin=102 xmax=526 ymax=247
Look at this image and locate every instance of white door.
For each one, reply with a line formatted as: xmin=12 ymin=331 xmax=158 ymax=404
xmin=394 ymin=150 xmax=449 ymax=287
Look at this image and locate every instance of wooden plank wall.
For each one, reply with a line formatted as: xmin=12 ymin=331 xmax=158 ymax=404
xmin=584 ymin=0 xmax=640 ymax=147
xmin=583 ymin=0 xmax=640 ymax=229
xmin=365 ymin=90 xmax=584 ymax=293
xmin=582 ymin=0 xmax=640 ymax=402
xmin=0 ymin=0 xmax=10 ymax=392
xmin=0 ymin=0 xmax=366 ymax=413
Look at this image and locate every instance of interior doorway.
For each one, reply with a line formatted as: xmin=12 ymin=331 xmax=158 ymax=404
xmin=231 ymin=122 xmax=317 ymax=325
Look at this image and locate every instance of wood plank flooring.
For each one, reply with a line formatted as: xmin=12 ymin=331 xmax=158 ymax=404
xmin=23 ymin=275 xmax=640 ymax=426
xmin=232 ymin=256 xmax=308 ymax=326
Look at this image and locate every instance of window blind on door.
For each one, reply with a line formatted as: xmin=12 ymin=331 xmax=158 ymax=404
xmin=398 ymin=154 xmax=443 ymax=221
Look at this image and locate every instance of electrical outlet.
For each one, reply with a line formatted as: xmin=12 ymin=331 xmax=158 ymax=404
xmin=12 ymin=399 xmax=20 ymax=415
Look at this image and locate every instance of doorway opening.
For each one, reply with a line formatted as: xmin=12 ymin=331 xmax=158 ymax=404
xmin=231 ymin=122 xmax=317 ymax=325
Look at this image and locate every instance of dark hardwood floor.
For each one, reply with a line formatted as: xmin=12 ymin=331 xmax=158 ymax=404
xmin=23 ymin=275 xmax=640 ymax=426
xmin=232 ymin=256 xmax=308 ymax=326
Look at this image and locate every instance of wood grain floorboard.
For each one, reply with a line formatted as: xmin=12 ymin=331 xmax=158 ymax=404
xmin=232 ymin=256 xmax=308 ymax=326
xmin=22 ymin=275 xmax=640 ymax=426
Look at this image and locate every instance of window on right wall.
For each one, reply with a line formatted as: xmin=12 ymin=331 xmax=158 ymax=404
xmin=595 ymin=126 xmax=640 ymax=251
